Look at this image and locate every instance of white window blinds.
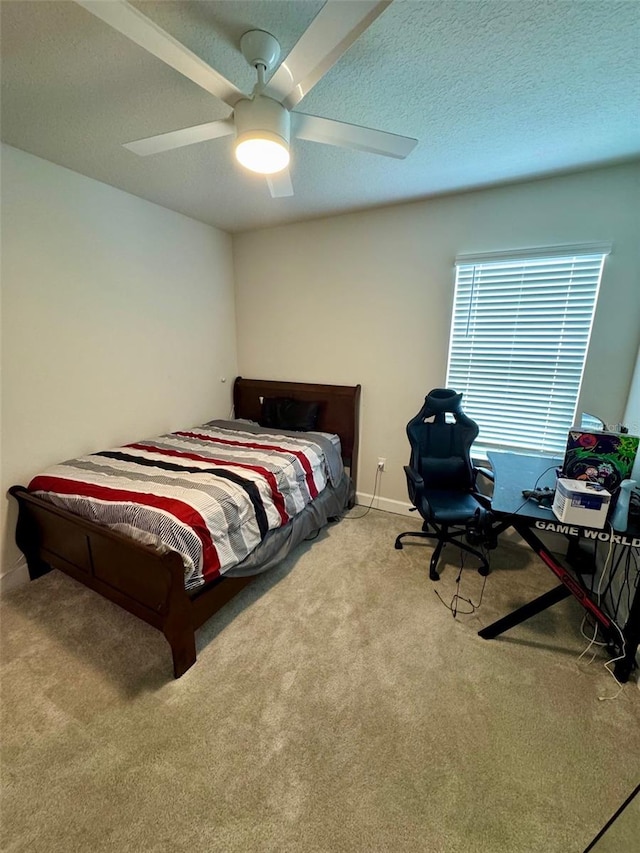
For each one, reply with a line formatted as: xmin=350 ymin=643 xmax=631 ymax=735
xmin=446 ymin=248 xmax=608 ymax=455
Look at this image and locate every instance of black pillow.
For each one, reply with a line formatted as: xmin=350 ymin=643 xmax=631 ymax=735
xmin=260 ymin=397 xmax=320 ymax=432
xmin=420 ymin=455 xmax=471 ymax=490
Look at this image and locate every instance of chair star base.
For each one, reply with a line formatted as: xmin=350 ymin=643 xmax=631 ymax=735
xmin=395 ymin=524 xmax=490 ymax=580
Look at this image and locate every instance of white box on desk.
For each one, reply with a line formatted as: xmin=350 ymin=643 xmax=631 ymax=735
xmin=552 ymin=478 xmax=611 ymax=529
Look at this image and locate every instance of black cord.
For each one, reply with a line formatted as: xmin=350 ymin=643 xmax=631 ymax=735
xmin=432 ymin=463 xmax=559 ymax=617
xmin=617 ymin=549 xmax=632 ymax=618
xmin=434 ymin=550 xmax=489 ymax=616
xmin=533 ymin=463 xmax=560 ymax=489
xmin=494 ymin=463 xmax=560 ymax=525
xmin=601 ymin=542 xmax=624 ymax=594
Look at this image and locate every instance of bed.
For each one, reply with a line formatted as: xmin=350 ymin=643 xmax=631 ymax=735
xmin=9 ymin=377 xmax=361 ymax=678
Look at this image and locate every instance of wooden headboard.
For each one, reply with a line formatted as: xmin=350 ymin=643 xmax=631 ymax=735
xmin=233 ymin=376 xmax=361 ymax=491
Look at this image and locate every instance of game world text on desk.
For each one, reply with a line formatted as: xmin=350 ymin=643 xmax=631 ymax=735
xmin=534 ymin=520 xmax=640 ymax=547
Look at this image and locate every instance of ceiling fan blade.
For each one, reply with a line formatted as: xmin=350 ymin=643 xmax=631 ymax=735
xmin=75 ymin=1 xmax=244 ymax=107
xmin=293 ymin=113 xmax=417 ymax=159
xmin=265 ymin=0 xmax=391 ymax=110
xmin=266 ymin=170 xmax=294 ymax=198
xmin=124 ymin=118 xmax=235 ymax=156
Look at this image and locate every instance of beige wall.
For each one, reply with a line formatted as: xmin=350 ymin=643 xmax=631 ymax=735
xmin=2 ymin=151 xmax=638 ymax=587
xmin=1 ymin=145 xmax=238 ymax=589
xmin=233 ymin=162 xmax=640 ymax=512
xmin=624 ymin=345 xmax=640 ymax=483
xmin=624 ymin=346 xmax=640 ymax=435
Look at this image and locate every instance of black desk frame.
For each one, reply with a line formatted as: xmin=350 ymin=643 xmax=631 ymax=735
xmin=479 ymin=453 xmax=640 ymax=684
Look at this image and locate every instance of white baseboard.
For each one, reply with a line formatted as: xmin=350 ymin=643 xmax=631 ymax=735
xmin=0 ymin=560 xmax=30 ymax=595
xmin=355 ymin=492 xmax=416 ymax=517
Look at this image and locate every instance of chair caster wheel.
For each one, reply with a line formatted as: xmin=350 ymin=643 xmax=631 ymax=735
xmin=394 ymin=540 xmax=403 ymax=550
xmin=429 ymin=570 xmax=440 ymax=581
xmin=478 ymin=565 xmax=490 ymax=577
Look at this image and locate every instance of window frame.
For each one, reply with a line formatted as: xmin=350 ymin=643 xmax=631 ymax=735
xmin=446 ymin=243 xmax=610 ymax=457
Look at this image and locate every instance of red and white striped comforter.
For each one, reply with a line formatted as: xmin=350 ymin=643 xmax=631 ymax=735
xmin=28 ymin=423 xmax=336 ymax=590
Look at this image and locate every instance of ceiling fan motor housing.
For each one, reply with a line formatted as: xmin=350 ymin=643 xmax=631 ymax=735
xmin=234 ymin=95 xmax=291 ymax=146
xmin=234 ymin=95 xmax=291 ymax=151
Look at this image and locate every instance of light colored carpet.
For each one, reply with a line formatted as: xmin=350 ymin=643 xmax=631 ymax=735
xmin=587 ymin=787 xmax=639 ymax=852
xmin=1 ymin=509 xmax=639 ymax=853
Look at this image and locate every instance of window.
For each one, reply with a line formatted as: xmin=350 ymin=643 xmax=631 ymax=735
xmin=446 ymin=245 xmax=609 ymax=456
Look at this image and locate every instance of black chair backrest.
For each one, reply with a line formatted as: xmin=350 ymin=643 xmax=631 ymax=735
xmin=406 ymin=389 xmax=479 ymax=491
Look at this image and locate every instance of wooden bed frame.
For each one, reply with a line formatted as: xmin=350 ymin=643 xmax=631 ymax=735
xmin=9 ymin=377 xmax=361 ymax=678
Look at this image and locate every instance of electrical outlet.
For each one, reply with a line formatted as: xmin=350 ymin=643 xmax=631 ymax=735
xmin=377 ymin=457 xmax=386 ymax=471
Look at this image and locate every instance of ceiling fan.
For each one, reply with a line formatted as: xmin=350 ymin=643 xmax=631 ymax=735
xmin=75 ymin=0 xmax=417 ymax=197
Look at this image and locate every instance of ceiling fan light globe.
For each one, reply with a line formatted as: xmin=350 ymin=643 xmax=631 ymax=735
xmin=234 ymin=132 xmax=290 ymax=175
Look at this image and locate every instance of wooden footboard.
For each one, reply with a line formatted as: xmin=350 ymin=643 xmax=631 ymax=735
xmin=9 ymin=486 xmax=253 ymax=678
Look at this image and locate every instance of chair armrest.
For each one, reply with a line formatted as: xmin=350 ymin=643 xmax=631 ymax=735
xmin=404 ymin=465 xmax=424 ymax=489
xmin=404 ymin=465 xmax=425 ymax=506
xmin=473 ymin=466 xmax=494 ymax=508
xmin=475 ymin=466 xmax=494 ymax=483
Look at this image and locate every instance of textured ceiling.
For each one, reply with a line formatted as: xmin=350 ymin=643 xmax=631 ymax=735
xmin=2 ymin=0 xmax=639 ymax=233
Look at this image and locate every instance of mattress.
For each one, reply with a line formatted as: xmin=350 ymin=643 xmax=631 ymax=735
xmin=28 ymin=420 xmax=345 ymax=591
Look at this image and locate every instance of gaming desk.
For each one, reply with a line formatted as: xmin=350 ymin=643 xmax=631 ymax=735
xmin=480 ymin=451 xmax=640 ymax=683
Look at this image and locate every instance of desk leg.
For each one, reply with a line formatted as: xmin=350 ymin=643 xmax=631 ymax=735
xmin=512 ymin=519 xmax=613 ymax=630
xmin=479 ymin=584 xmax=571 ymax=639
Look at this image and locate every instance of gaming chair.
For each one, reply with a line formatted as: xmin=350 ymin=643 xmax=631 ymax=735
xmin=394 ymin=388 xmax=495 ymax=580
